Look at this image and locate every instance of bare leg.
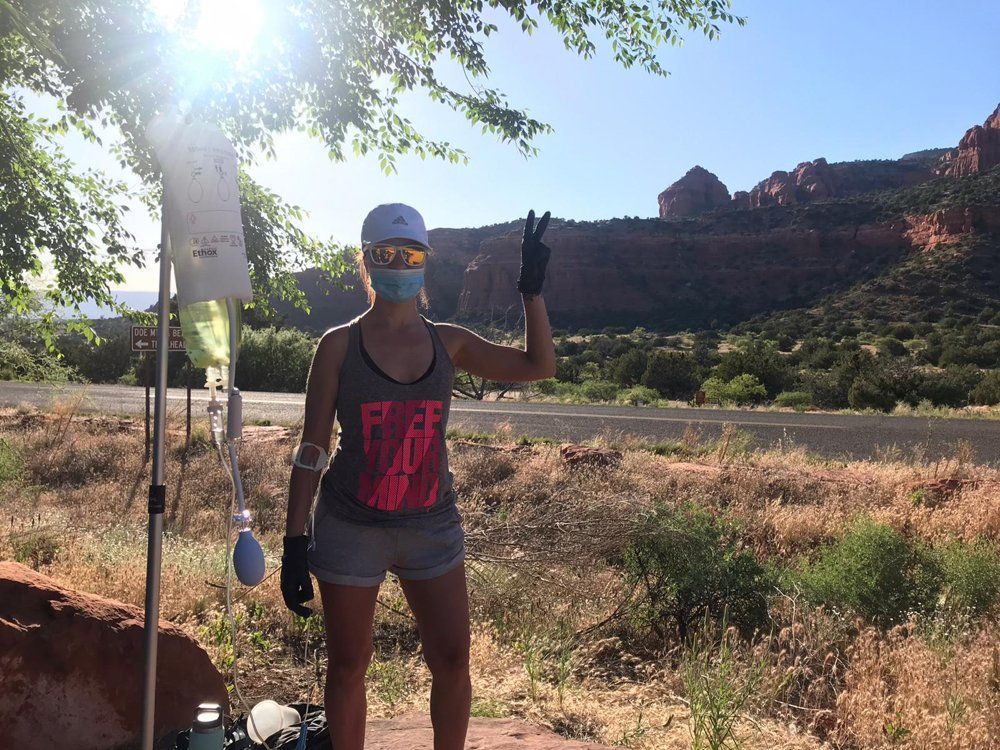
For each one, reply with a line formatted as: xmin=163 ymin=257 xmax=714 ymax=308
xmin=399 ymin=564 xmax=471 ymax=750
xmin=317 ymin=579 xmax=381 ymax=750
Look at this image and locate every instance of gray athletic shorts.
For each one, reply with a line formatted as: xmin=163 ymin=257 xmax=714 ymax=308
xmin=307 ymin=500 xmax=465 ymax=587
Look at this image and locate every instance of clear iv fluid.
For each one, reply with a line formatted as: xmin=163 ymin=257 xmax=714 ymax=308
xmin=179 ymin=298 xmax=241 ymax=386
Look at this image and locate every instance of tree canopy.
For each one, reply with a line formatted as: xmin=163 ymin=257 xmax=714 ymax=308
xmin=0 ymin=0 xmax=743 ymax=340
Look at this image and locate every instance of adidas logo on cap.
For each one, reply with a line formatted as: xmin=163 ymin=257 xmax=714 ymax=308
xmin=392 ymin=215 xmax=408 ymax=225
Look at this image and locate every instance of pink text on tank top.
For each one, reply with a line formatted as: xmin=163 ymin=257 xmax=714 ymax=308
xmin=358 ymin=399 xmax=443 ymax=511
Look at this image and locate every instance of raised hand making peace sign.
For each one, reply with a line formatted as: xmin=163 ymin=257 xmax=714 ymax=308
xmin=517 ymin=209 xmax=552 ymax=297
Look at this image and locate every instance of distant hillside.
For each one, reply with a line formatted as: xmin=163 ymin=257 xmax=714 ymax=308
xmin=735 ymin=168 xmax=1000 ymax=339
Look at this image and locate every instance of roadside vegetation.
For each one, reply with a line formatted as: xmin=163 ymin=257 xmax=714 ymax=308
xmin=3 ymin=405 xmax=1000 ymax=749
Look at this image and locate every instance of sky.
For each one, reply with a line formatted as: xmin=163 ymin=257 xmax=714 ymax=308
xmin=32 ymin=0 xmax=1000 ymax=292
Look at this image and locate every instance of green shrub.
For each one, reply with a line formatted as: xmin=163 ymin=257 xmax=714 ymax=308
xmin=0 ymin=439 xmax=24 ymax=484
xmin=623 ymin=501 xmax=771 ymax=640
xmin=0 ymin=340 xmax=80 ymax=383
xmin=12 ymin=529 xmax=61 ymax=569
xmin=970 ymin=371 xmax=1000 ymax=405
xmin=876 ymin=337 xmax=908 ymax=357
xmin=934 ymin=538 xmax=1000 ymax=617
xmin=610 ymin=348 xmax=648 ymax=387
xmin=914 ymin=367 xmax=978 ymax=407
xmin=616 ymin=385 xmax=660 ymax=406
xmin=794 ymin=517 xmax=939 ymax=625
xmin=641 ymin=351 xmax=701 ymax=399
xmin=579 ymin=379 xmax=619 ymax=402
xmin=712 ymin=337 xmax=792 ymax=397
xmin=58 ymin=330 xmax=136 ymax=383
xmin=532 ymin=378 xmax=559 ymax=395
xmin=701 ymin=374 xmax=767 ymax=405
xmin=236 ymin=327 xmax=316 ymax=392
xmin=848 ymin=375 xmax=897 ymax=412
xmin=773 ymin=390 xmax=812 ymax=410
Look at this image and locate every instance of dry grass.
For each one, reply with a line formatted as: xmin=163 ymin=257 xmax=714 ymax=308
xmin=2 ymin=406 xmax=1000 ymax=749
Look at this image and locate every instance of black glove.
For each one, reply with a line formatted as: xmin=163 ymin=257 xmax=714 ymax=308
xmin=280 ymin=535 xmax=314 ymax=617
xmin=517 ymin=209 xmax=551 ymax=296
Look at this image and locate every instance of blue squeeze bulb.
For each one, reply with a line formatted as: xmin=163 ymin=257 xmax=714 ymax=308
xmin=233 ymin=529 xmax=266 ymax=586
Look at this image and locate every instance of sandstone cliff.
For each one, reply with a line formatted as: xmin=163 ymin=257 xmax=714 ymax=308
xmin=457 ymin=204 xmax=912 ymax=330
xmin=937 ymin=103 xmax=1000 ymax=178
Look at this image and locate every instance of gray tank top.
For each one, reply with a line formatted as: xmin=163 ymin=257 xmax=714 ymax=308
xmin=319 ymin=314 xmax=458 ymax=527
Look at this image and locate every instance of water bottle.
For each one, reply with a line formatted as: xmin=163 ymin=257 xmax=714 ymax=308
xmin=187 ymin=702 xmax=224 ymax=750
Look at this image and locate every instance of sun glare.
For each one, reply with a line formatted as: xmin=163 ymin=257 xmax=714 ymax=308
xmin=194 ymin=0 xmax=265 ymax=54
xmin=151 ymin=0 xmax=265 ymax=56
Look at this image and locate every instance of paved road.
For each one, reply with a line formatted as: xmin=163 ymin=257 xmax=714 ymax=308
xmin=0 ymin=381 xmax=996 ymax=464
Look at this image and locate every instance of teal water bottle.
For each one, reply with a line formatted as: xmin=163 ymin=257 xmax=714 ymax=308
xmin=188 ymin=702 xmax=224 ymax=750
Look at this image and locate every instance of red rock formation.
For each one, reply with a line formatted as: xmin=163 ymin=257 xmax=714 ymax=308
xmin=937 ymin=104 xmax=1000 ymax=177
xmin=744 ymin=157 xmax=932 ymax=209
xmin=904 ymin=206 xmax=1000 ymax=248
xmin=657 ymin=165 xmax=731 ymax=217
xmin=366 ymin=714 xmax=618 ymax=749
xmin=456 ymin=216 xmax=912 ymax=324
xmin=0 ymin=561 xmax=228 ymax=750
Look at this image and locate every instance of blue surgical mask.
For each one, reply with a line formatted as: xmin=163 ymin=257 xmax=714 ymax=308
xmin=369 ymin=266 xmax=424 ymax=303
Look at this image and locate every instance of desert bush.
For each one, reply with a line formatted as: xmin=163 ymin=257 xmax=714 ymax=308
xmin=970 ymin=370 xmax=1000 ymax=405
xmin=773 ymin=391 xmax=812 ymax=410
xmin=847 ymin=375 xmax=897 ymax=412
xmin=11 ymin=528 xmax=61 ymax=569
xmin=0 ymin=438 xmax=24 ymax=484
xmin=58 ymin=330 xmax=136 ymax=384
xmin=681 ymin=612 xmax=769 ymax=750
xmin=610 ymin=348 xmax=648 ymax=387
xmin=0 ymin=340 xmax=80 ymax=383
xmin=236 ymin=327 xmax=316 ymax=393
xmin=934 ymin=537 xmax=1000 ymax=618
xmin=622 ymin=501 xmax=771 ymax=641
xmin=701 ymin=375 xmax=767 ymax=406
xmin=875 ymin=336 xmax=908 ymax=357
xmin=712 ymin=337 xmax=792 ymax=397
xmin=641 ymin=351 xmax=701 ymax=399
xmin=911 ymin=367 xmax=977 ymax=407
xmin=794 ymin=517 xmax=939 ymax=625
xmin=579 ymin=379 xmax=619 ymax=402
xmin=532 ymin=377 xmax=559 ymax=395
xmin=616 ymin=385 xmax=660 ymax=406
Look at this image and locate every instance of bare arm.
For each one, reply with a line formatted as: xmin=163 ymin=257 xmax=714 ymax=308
xmin=285 ymin=326 xmax=346 ymax=536
xmin=440 ymin=292 xmax=556 ymax=382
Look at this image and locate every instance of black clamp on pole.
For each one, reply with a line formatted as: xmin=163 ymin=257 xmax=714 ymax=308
xmin=148 ymin=484 xmax=167 ymax=515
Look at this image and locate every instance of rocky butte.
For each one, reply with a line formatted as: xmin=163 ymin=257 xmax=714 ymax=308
xmin=936 ymin=103 xmax=1000 ymax=178
xmin=657 ymin=165 xmax=731 ymax=217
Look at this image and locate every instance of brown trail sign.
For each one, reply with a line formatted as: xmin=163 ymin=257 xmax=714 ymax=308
xmin=131 ymin=325 xmax=185 ymax=352
xmin=132 ymin=325 xmax=192 ymax=460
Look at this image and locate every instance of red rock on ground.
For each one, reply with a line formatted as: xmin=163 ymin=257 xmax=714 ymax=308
xmin=937 ymin=103 xmax=1000 ymax=177
xmin=367 ymin=714 xmax=617 ymax=750
xmin=0 ymin=561 xmax=227 ymax=750
xmin=657 ymin=165 xmax=731 ymax=217
xmin=560 ymin=443 xmax=623 ymax=469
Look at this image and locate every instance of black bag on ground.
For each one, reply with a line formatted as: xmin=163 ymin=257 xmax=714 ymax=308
xmin=174 ymin=703 xmax=329 ymax=749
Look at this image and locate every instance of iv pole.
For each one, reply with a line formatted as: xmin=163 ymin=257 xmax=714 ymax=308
xmin=140 ymin=194 xmax=172 ymax=750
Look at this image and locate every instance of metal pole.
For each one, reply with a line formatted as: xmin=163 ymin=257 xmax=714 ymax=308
xmin=145 ymin=354 xmax=151 ymax=464
xmin=140 ymin=198 xmax=172 ymax=750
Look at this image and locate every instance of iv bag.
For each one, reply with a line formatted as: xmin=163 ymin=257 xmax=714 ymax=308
xmin=145 ymin=113 xmax=253 ymax=307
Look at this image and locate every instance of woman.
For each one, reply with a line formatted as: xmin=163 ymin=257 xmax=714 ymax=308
xmin=281 ymin=202 xmax=556 ymax=750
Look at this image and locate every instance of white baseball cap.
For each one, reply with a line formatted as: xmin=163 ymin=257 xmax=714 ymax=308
xmin=361 ymin=203 xmax=430 ymax=248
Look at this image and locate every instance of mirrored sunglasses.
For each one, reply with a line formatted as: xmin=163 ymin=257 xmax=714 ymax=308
xmin=365 ymin=243 xmax=429 ymax=266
